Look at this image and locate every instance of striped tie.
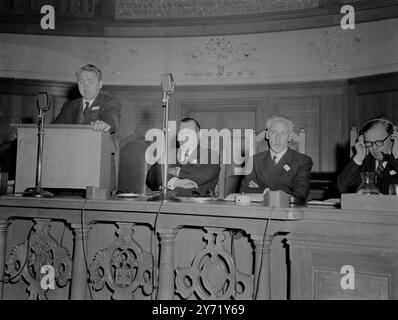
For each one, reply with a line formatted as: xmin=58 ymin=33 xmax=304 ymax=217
xmin=375 ymin=161 xmax=384 ymax=185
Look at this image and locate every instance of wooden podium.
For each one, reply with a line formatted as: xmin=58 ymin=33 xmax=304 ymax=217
xmin=14 ymin=124 xmax=116 ymax=193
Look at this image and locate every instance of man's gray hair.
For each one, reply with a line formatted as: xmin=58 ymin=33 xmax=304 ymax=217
xmin=76 ymin=64 xmax=102 ymax=81
xmin=266 ymin=115 xmax=294 ymax=134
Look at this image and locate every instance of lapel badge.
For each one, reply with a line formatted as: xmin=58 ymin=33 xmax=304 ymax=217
xmin=91 ymin=105 xmax=100 ymax=111
xmin=283 ymin=164 xmax=291 ymax=172
xmin=389 ymin=170 xmax=397 ymax=176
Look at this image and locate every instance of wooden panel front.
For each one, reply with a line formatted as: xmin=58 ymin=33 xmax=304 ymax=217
xmin=289 ymin=243 xmax=395 ymax=300
xmin=14 ymin=126 xmax=115 ymax=192
xmin=314 ymin=267 xmax=389 ymax=300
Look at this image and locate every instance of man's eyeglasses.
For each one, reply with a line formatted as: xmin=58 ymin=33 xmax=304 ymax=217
xmin=364 ymin=135 xmax=391 ymax=148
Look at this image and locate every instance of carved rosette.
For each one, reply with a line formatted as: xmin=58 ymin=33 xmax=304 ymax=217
xmin=5 ymin=220 xmax=72 ymax=300
xmin=88 ymin=224 xmax=153 ymax=300
xmin=184 ymin=37 xmax=259 ymax=78
xmin=176 ymin=228 xmax=253 ymax=300
xmin=307 ymin=27 xmax=364 ymax=70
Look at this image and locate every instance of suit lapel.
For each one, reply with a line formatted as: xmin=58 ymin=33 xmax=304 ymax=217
xmin=177 ymin=146 xmax=198 ymax=165
xmin=363 ymin=154 xmax=375 ymax=172
xmin=91 ymin=93 xmax=102 ymax=111
xmin=267 ymin=148 xmax=293 ymax=186
xmin=83 ymin=93 xmax=103 ymax=123
xmin=187 ymin=146 xmax=202 ymax=164
xmin=257 ymin=151 xmax=275 ymax=187
xmin=73 ymin=98 xmax=84 ymax=124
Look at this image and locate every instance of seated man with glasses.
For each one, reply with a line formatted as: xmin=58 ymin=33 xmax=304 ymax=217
xmin=337 ymin=117 xmax=398 ymax=194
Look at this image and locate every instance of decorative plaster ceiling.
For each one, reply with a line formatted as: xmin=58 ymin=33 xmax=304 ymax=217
xmin=115 ymin=0 xmax=320 ymax=19
xmin=0 ymin=0 xmax=397 ymax=37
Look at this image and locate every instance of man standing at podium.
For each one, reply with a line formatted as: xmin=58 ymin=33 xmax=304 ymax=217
xmin=53 ymin=64 xmax=121 ymax=134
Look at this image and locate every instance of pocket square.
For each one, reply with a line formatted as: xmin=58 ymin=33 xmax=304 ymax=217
xmin=283 ymin=164 xmax=291 ymax=172
xmin=389 ymin=170 xmax=397 ymax=176
xmin=91 ymin=105 xmax=100 ymax=111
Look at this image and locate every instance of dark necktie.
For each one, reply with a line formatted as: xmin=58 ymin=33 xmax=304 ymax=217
xmin=272 ymin=155 xmax=277 ymax=166
xmin=376 ymin=161 xmax=384 ymax=185
xmin=78 ymin=101 xmax=90 ymax=124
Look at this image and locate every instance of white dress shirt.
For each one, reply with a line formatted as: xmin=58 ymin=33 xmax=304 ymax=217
xmin=375 ymin=160 xmax=387 ymax=171
xmin=270 ymin=148 xmax=288 ymax=164
xmin=82 ymin=98 xmax=95 ymax=111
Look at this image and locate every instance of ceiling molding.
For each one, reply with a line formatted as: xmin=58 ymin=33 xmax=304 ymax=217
xmin=0 ymin=0 xmax=397 ymax=37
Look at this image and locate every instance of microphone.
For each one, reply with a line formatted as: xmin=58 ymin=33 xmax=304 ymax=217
xmin=148 ymin=73 xmax=181 ymax=202
xmin=161 ymin=73 xmax=174 ymax=95
xmin=37 ymin=92 xmax=50 ymax=112
xmin=23 ymin=91 xmax=53 ymax=198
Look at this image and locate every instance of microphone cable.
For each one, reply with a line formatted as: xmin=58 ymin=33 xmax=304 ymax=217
xmin=231 ymin=233 xmax=237 ymax=300
xmin=80 ymin=197 xmax=95 ymax=300
xmin=253 ymin=205 xmax=275 ymax=300
xmin=150 ymin=197 xmax=164 ymax=300
xmin=59 ymin=224 xmax=66 ymax=247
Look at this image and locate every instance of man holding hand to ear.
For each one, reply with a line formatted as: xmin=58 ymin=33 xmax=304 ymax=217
xmin=337 ymin=117 xmax=398 ymax=194
xmin=53 ymin=64 xmax=120 ymax=134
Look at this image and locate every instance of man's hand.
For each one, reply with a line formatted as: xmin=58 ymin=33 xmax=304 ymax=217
xmin=391 ymin=131 xmax=398 ymax=159
xmin=248 ymin=180 xmax=259 ymax=188
xmin=353 ymin=135 xmax=367 ymax=165
xmin=91 ymin=120 xmax=111 ymax=132
xmin=175 ymin=179 xmax=198 ymax=189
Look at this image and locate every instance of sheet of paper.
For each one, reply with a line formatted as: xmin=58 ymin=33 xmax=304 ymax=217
xmin=224 ymin=193 xmax=263 ymax=202
xmin=307 ymin=198 xmax=341 ymax=206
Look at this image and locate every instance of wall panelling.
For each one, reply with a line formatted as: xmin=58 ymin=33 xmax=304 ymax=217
xmin=1 ymin=73 xmax=397 ymax=173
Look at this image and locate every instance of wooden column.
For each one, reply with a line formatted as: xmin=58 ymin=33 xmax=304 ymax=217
xmin=157 ymin=229 xmax=177 ymax=300
xmin=252 ymin=235 xmax=274 ymax=300
xmin=0 ymin=219 xmax=10 ymax=300
xmin=70 ymin=223 xmax=91 ymax=300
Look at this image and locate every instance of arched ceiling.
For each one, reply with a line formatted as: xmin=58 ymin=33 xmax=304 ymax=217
xmin=0 ymin=0 xmax=397 ymax=37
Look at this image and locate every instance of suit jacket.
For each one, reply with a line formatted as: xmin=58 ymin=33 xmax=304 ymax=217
xmin=337 ymin=153 xmax=398 ymax=194
xmin=52 ymin=93 xmax=121 ymax=134
xmin=239 ymin=148 xmax=313 ymax=202
xmin=146 ymin=147 xmax=220 ymax=197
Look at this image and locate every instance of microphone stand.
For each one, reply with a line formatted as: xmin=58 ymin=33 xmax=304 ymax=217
xmin=148 ymin=91 xmax=181 ymax=203
xmin=23 ymin=106 xmax=53 ymax=198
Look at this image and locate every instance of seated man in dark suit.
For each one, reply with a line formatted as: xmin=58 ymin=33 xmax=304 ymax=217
xmin=146 ymin=118 xmax=220 ymax=197
xmin=239 ymin=115 xmax=313 ymax=202
xmin=0 ymin=125 xmax=17 ymax=180
xmin=53 ymin=64 xmax=121 ymax=134
xmin=337 ymin=117 xmax=398 ymax=194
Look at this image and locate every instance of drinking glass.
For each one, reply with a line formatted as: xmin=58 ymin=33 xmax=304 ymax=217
xmin=356 ymin=172 xmax=380 ymax=195
xmin=389 ymin=184 xmax=398 ymax=196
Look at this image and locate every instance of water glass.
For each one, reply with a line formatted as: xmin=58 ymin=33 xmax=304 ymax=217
xmin=388 ymin=184 xmax=398 ymax=196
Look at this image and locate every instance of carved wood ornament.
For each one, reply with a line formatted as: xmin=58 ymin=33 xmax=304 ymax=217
xmin=89 ymin=223 xmax=154 ymax=300
xmin=176 ymin=228 xmax=253 ymax=300
xmin=5 ymin=220 xmax=72 ymax=300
